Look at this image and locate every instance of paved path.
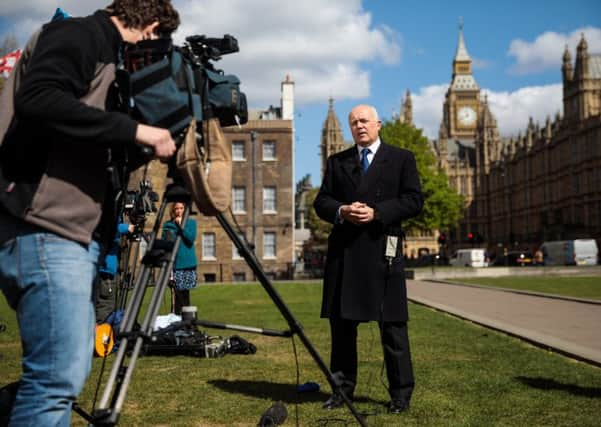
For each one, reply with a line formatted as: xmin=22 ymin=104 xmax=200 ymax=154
xmin=407 ymin=280 xmax=601 ymax=366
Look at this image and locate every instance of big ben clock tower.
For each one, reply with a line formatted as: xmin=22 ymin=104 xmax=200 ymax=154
xmin=441 ymin=19 xmax=481 ymax=140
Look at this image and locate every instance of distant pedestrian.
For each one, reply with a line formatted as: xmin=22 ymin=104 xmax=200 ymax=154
xmin=162 ymin=202 xmax=197 ymax=314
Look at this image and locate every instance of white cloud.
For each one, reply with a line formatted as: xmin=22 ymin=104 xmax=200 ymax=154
xmin=173 ymin=0 xmax=400 ymax=106
xmin=411 ymin=84 xmax=447 ymax=139
xmin=410 ymin=83 xmax=562 ymax=139
xmin=0 ymin=0 xmax=400 ymax=107
xmin=0 ymin=1 xmax=102 ymax=20
xmin=507 ymin=26 xmax=601 ymax=74
xmin=485 ymin=84 xmax=563 ymax=136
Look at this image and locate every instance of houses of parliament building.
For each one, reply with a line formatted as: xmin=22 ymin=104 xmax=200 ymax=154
xmin=320 ymin=25 xmax=601 ymax=256
xmin=436 ymin=26 xmax=601 ymax=253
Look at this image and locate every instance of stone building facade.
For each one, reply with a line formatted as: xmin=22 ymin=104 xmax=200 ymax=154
xmin=434 ymin=22 xmax=492 ymax=246
xmin=434 ymin=27 xmax=601 ymax=253
xmin=482 ymin=35 xmax=601 ymax=251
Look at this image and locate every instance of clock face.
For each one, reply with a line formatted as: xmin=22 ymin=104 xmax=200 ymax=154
xmin=457 ymin=106 xmax=477 ymax=126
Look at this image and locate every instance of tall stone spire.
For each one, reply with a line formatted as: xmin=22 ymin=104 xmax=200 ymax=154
xmin=320 ymin=98 xmax=347 ymax=178
xmin=454 ymin=17 xmax=471 ymax=62
xmin=562 ymin=44 xmax=573 ymax=82
xmin=399 ymin=89 xmax=413 ymax=126
xmin=451 ymin=18 xmax=478 ymax=90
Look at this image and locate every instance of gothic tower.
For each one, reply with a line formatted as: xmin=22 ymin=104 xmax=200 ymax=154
xmin=441 ymin=19 xmax=481 ymax=141
xmin=436 ymin=19 xmax=502 ymax=246
xmin=399 ymin=89 xmax=413 ymax=126
xmin=564 ymin=34 xmax=601 ymax=122
xmin=320 ymin=98 xmax=348 ymax=178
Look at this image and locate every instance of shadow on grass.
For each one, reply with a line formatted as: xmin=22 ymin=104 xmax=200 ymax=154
xmin=515 ymin=376 xmax=601 ymax=397
xmin=208 ymin=379 xmax=385 ymax=406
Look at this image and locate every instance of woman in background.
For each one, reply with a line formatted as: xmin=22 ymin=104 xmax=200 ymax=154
xmin=162 ymin=202 xmax=197 ymax=314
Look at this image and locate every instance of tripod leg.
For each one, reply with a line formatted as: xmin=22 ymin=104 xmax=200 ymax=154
xmin=216 ymin=212 xmax=367 ymax=427
xmin=92 ymin=189 xmax=193 ymax=426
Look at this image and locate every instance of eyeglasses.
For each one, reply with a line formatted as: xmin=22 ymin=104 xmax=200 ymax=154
xmin=350 ymin=118 xmax=381 ymax=128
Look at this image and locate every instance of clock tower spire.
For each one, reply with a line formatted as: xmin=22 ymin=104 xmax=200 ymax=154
xmin=442 ymin=18 xmax=481 ymax=140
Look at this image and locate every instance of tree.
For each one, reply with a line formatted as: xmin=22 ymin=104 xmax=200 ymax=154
xmin=304 ymin=186 xmax=332 ymax=246
xmin=379 ymin=120 xmax=463 ymax=232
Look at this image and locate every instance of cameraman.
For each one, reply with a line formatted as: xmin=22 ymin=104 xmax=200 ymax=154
xmin=0 ymin=1 xmax=179 ymax=425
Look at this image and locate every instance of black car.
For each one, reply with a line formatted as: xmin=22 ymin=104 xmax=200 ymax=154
xmin=493 ymin=251 xmax=534 ymax=266
xmin=414 ymin=254 xmax=450 ymax=267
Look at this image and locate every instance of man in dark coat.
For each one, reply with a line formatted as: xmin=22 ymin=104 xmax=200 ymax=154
xmin=314 ymin=104 xmax=423 ymax=414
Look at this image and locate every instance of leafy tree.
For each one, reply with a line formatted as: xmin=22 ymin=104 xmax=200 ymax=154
xmin=379 ymin=120 xmax=463 ymax=232
xmin=304 ymin=186 xmax=331 ymax=246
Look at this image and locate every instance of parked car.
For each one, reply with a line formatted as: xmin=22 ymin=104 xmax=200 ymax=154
xmin=539 ymin=239 xmax=599 ymax=266
xmin=449 ymin=249 xmax=487 ymax=267
xmin=414 ymin=254 xmax=450 ymax=267
xmin=493 ymin=251 xmax=534 ymax=266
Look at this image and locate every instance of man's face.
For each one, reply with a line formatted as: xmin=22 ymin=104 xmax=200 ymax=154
xmin=348 ymin=106 xmax=381 ymax=147
xmin=121 ymin=21 xmax=160 ymax=43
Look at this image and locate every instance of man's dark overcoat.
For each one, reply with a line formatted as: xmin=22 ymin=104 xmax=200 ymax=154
xmin=314 ymin=141 xmax=423 ymax=322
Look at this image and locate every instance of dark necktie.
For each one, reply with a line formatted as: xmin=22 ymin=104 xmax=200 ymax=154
xmin=361 ymin=148 xmax=371 ymax=173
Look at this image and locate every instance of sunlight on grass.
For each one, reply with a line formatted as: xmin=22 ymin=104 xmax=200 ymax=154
xmin=450 ymin=276 xmax=601 ymax=300
xmin=1 ymin=281 xmax=600 ymax=426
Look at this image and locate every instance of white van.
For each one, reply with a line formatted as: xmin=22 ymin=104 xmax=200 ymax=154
xmin=539 ymin=239 xmax=599 ymax=266
xmin=450 ymin=249 xmax=487 ymax=267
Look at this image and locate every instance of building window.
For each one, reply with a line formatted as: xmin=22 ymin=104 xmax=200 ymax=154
xmin=232 ymin=272 xmax=246 ymax=282
xmin=573 ymin=174 xmax=580 ymax=194
xmin=202 ymin=232 xmax=216 ymax=260
xmin=263 ymin=141 xmax=276 ymax=160
xmin=460 ymin=177 xmax=467 ymax=195
xmin=232 ymin=232 xmax=245 ymax=259
xmin=232 ymin=187 xmax=246 ymax=213
xmin=263 ymin=186 xmax=277 ymax=213
xmin=263 ymin=232 xmax=276 ymax=259
xmin=232 ymin=141 xmax=246 ymax=161
xmin=204 ymin=273 xmax=216 ymax=283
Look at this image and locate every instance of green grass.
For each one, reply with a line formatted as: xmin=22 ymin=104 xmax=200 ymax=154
xmin=1 ymin=281 xmax=601 ymax=426
xmin=448 ymin=276 xmax=601 ymax=300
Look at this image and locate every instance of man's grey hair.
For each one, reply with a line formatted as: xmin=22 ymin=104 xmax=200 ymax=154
xmin=348 ymin=104 xmax=380 ymax=122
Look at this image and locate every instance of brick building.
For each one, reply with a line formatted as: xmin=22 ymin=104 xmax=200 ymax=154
xmin=141 ymin=76 xmax=296 ymax=283
xmin=195 ymin=76 xmax=296 ymax=282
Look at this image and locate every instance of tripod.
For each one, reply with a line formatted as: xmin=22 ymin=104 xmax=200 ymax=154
xmin=76 ymin=182 xmax=367 ymax=426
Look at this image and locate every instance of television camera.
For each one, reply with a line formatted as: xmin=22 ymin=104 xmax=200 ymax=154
xmin=123 ymin=180 xmax=159 ymax=229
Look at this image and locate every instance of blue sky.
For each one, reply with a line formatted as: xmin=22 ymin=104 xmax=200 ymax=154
xmin=1 ymin=0 xmax=600 ymax=186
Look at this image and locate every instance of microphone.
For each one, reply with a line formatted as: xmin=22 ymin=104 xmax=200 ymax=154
xmin=258 ymin=401 xmax=287 ymax=427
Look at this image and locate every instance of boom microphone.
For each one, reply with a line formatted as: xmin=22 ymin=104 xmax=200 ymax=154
xmin=258 ymin=401 xmax=287 ymax=426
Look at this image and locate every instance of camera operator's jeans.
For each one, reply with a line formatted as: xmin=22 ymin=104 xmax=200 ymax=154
xmin=0 ymin=232 xmax=99 ymax=427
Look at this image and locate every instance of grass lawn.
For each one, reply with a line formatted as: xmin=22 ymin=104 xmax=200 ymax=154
xmin=448 ymin=276 xmax=601 ymax=300
xmin=1 ymin=281 xmax=600 ymax=426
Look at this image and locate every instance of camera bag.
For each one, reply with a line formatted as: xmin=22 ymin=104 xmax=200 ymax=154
xmin=176 ymin=118 xmax=232 ymax=215
xmin=204 ymin=68 xmax=248 ymax=127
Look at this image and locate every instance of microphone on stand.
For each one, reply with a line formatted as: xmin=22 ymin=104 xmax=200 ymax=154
xmin=258 ymin=401 xmax=287 ymax=426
